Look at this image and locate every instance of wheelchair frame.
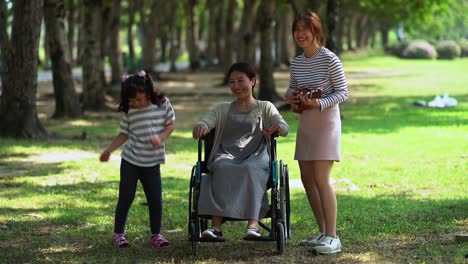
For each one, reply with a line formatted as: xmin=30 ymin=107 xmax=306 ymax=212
xmin=188 ymin=129 xmax=291 ymax=255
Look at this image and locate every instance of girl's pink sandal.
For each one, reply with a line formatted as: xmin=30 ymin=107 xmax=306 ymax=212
xmin=112 ymin=233 xmax=130 ymax=248
xmin=149 ymin=234 xmax=170 ymax=248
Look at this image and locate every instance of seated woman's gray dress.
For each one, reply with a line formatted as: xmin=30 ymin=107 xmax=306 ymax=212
xmin=198 ymin=104 xmax=270 ymax=221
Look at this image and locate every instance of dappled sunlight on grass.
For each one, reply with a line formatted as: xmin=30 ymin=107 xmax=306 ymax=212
xmin=164 ymin=80 xmax=196 ymax=89
xmin=1 ymin=56 xmax=467 ymax=263
xmin=19 ymin=151 xmax=96 ymax=164
xmin=65 ymin=119 xmax=97 ymax=126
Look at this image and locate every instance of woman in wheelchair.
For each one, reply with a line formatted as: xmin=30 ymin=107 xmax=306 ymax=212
xmin=192 ymin=62 xmax=289 ymax=240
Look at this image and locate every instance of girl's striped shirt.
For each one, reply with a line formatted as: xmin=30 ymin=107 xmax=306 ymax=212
xmin=119 ymin=99 xmax=175 ymax=167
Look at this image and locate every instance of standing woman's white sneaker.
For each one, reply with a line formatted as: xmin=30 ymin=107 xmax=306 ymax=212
xmin=299 ymin=232 xmax=325 ymax=246
xmin=313 ymin=235 xmax=341 ymax=254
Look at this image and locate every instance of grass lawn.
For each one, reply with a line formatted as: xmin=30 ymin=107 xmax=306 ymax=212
xmin=0 ymin=55 xmax=467 ymax=263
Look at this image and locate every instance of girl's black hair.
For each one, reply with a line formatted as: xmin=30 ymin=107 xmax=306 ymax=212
xmin=226 ymin=62 xmax=257 ymax=98
xmin=118 ymin=70 xmax=166 ymax=113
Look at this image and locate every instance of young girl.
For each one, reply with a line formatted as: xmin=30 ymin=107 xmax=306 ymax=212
xmin=100 ymin=70 xmax=175 ymax=248
xmin=285 ymin=11 xmax=348 ymax=254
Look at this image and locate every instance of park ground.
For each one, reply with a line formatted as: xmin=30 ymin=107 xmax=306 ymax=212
xmin=0 ymin=55 xmax=467 ymax=263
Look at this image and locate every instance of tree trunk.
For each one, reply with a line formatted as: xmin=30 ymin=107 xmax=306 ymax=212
xmin=359 ymin=15 xmax=369 ymax=49
xmin=126 ymin=0 xmax=137 ymax=70
xmin=381 ymin=23 xmax=390 ymax=48
xmin=170 ymin=24 xmax=182 ymax=72
xmin=205 ymin=0 xmax=218 ymax=66
xmin=238 ymin=0 xmax=258 ymax=65
xmin=356 ymin=15 xmax=368 ymax=49
xmin=276 ymin=9 xmax=290 ymax=66
xmin=347 ymin=13 xmax=356 ymax=50
xmin=76 ymin=1 xmax=84 ymax=65
xmin=287 ymin=0 xmax=299 ymax=15
xmin=44 ymin=0 xmax=82 ymax=118
xmin=0 ymin=0 xmax=47 ymax=138
xmin=186 ymin=0 xmax=200 ymax=71
xmin=368 ymin=19 xmax=376 ymax=48
xmin=257 ymin=0 xmax=279 ymax=102
xmin=107 ymin=1 xmax=123 ymax=85
xmin=309 ymin=0 xmax=321 ymax=12
xmin=215 ymin=1 xmax=225 ymax=70
xmin=100 ymin=2 xmax=111 ymax=87
xmin=223 ymin=0 xmax=236 ymax=69
xmin=66 ymin=0 xmax=75 ymax=63
xmin=81 ymin=0 xmax=105 ymax=111
xmin=326 ymin=0 xmax=340 ymax=54
xmin=167 ymin=1 xmax=180 ymax=71
xmin=159 ymin=33 xmax=168 ymax=62
xmin=336 ymin=7 xmax=344 ymax=54
xmin=140 ymin=0 xmax=159 ymax=73
xmin=43 ymin=28 xmax=51 ymax=69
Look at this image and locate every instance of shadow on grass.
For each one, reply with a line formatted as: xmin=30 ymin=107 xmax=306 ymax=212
xmin=0 ymin=175 xmax=466 ymax=263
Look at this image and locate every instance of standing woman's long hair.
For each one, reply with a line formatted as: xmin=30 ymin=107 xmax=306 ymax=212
xmin=118 ymin=70 xmax=166 ymax=113
xmin=292 ymin=11 xmax=325 ymax=46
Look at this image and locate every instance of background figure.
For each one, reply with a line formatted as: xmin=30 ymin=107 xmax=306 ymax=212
xmin=100 ymin=70 xmax=175 ymax=248
xmin=285 ymin=11 xmax=348 ymax=254
xmin=192 ymin=62 xmax=289 ymax=240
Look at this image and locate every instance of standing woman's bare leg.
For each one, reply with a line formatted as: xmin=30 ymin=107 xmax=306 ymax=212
xmin=299 ymin=160 xmax=325 ymax=232
xmin=312 ymin=160 xmax=337 ymax=237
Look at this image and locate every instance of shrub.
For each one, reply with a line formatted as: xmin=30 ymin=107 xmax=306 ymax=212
xmin=457 ymin=39 xmax=468 ymax=57
xmin=385 ymin=41 xmax=409 ymax=57
xmin=402 ymin=40 xmax=437 ymax=59
xmin=436 ymin=40 xmax=461 ymax=59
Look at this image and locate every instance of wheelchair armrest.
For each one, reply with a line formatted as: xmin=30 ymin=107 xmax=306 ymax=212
xmin=197 ymin=128 xmax=216 ymax=163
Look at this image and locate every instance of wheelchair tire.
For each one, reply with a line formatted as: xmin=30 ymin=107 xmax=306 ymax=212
xmin=191 ymin=220 xmax=197 ymax=255
xmin=279 ymin=161 xmax=287 ymax=238
xmin=285 ymin=164 xmax=291 ymax=239
xmin=188 ymin=166 xmax=195 ymax=240
xmin=276 ymin=223 xmax=285 ymax=254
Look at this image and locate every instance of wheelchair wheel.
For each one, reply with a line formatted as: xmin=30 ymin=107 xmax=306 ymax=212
xmin=190 ymin=220 xmax=197 ymax=255
xmin=276 ymin=223 xmax=285 ymax=254
xmin=188 ymin=166 xmax=196 ymax=240
xmin=284 ymin=164 xmax=291 ymax=239
xmin=188 ymin=165 xmax=201 ymax=255
xmin=279 ymin=161 xmax=288 ymax=239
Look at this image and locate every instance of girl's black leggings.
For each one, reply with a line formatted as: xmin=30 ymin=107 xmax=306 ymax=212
xmin=114 ymin=159 xmax=162 ymax=235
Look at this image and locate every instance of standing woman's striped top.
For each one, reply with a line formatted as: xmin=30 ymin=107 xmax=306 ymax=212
xmin=286 ymin=47 xmax=348 ymax=110
xmin=119 ymin=99 xmax=175 ymax=167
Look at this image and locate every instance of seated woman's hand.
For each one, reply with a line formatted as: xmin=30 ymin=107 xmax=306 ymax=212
xmin=261 ymin=124 xmax=279 ymax=136
xmin=192 ymin=125 xmax=209 ymax=139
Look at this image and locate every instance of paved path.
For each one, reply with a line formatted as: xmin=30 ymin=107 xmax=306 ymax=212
xmin=1 ymin=62 xmax=190 ymax=87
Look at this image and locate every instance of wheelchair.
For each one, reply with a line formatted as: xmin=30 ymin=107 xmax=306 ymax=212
xmin=188 ymin=129 xmax=291 ymax=255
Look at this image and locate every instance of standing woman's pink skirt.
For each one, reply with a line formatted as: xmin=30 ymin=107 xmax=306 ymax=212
xmin=295 ymin=104 xmax=341 ymax=161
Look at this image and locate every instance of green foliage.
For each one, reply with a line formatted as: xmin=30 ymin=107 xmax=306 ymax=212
xmin=436 ymin=40 xmax=461 ymax=59
xmin=402 ymin=40 xmax=437 ymax=59
xmin=385 ymin=41 xmax=409 ymax=57
xmin=404 ymin=0 xmax=467 ymax=41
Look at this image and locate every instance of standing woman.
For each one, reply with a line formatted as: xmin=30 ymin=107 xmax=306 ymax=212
xmin=285 ymin=11 xmax=348 ymax=254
